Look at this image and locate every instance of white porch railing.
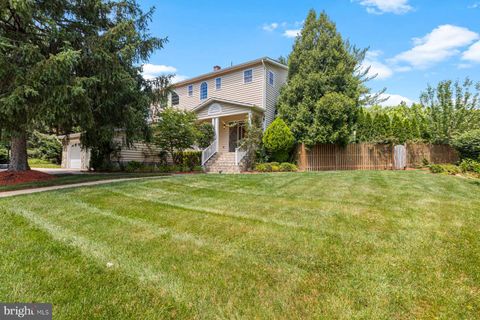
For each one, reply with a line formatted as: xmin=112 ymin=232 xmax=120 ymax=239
xmin=202 ymin=140 xmax=217 ymax=165
xmin=235 ymin=147 xmax=247 ymax=166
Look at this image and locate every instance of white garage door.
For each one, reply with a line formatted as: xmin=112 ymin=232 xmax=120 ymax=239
xmin=69 ymin=143 xmax=82 ymax=169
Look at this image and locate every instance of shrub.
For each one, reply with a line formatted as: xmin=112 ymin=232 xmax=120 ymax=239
xmin=255 ymin=162 xmax=298 ymax=172
xmin=452 ymin=129 xmax=480 ymax=160
xmin=255 ymin=163 xmax=269 ymax=172
xmin=27 ymin=131 xmax=62 ymax=164
xmin=428 ymin=164 xmax=461 ymax=175
xmin=125 ymin=161 xmax=144 ymax=172
xmin=459 ymin=159 xmax=480 ymax=173
xmin=428 ymin=164 xmax=444 ymax=174
xmin=280 ymin=162 xmax=298 ymax=172
xmin=173 ymin=151 xmax=202 ymax=171
xmin=271 ymin=164 xmax=280 ymax=172
xmin=262 ymin=118 xmax=295 ymax=162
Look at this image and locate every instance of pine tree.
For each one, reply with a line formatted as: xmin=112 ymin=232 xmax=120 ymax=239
xmin=277 ymin=10 xmax=373 ymax=146
xmin=0 ymin=0 xmax=165 ymax=171
xmin=364 ymin=112 xmax=374 ymax=142
xmin=391 ymin=114 xmax=405 ymax=144
xmin=373 ymin=113 xmax=392 ymax=143
xmin=409 ymin=117 xmax=421 ymax=141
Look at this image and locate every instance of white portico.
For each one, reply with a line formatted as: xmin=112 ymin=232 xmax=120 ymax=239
xmin=192 ymin=98 xmax=262 ymax=170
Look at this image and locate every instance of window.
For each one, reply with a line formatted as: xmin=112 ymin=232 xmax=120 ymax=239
xmin=188 ymin=85 xmax=193 ymax=96
xmin=171 ymin=92 xmax=179 ymax=106
xmin=244 ymin=69 xmax=253 ymax=83
xmin=268 ymin=71 xmax=275 ymax=86
xmin=200 ymin=82 xmax=208 ymax=100
xmin=215 ymin=77 xmax=222 ymax=90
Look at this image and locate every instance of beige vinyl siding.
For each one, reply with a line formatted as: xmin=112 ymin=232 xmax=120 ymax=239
xmin=112 ymin=134 xmax=164 ymax=163
xmin=114 ymin=142 xmax=163 ymax=163
xmin=264 ymin=63 xmax=288 ymax=126
xmin=173 ymin=64 xmax=265 ymax=111
xmin=196 ymin=102 xmax=251 ymax=119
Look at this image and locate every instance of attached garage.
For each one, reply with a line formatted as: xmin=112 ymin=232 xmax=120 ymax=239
xmin=61 ymin=132 xmax=163 ymax=170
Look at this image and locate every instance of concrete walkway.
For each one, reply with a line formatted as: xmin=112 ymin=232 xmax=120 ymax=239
xmin=0 ymin=176 xmax=168 ymax=198
xmin=33 ymin=168 xmax=86 ymax=175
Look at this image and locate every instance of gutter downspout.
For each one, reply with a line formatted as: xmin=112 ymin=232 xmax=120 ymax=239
xmin=261 ymin=59 xmax=267 ymax=131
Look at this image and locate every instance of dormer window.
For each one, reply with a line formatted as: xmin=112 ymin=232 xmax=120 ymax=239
xmin=188 ymin=85 xmax=193 ymax=96
xmin=268 ymin=71 xmax=275 ymax=86
xmin=200 ymin=82 xmax=208 ymax=100
xmin=244 ymin=69 xmax=253 ymax=83
xmin=215 ymin=77 xmax=222 ymax=90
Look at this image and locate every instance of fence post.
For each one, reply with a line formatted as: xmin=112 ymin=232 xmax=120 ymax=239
xmin=298 ymin=144 xmax=307 ymax=171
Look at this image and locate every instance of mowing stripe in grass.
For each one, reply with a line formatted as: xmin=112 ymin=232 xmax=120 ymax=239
xmin=62 ymin=194 xmax=208 ymax=248
xmin=106 ymin=186 xmax=307 ymax=230
xmin=64 ymin=194 xmax=309 ymax=278
xmin=3 ymin=202 xmax=312 ymax=317
xmin=5 ymin=205 xmax=186 ymax=301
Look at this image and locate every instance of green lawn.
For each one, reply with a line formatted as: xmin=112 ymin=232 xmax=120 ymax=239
xmin=28 ymin=158 xmax=62 ymax=169
xmin=1 ymin=171 xmax=479 ymax=319
xmin=0 ymin=172 xmax=169 ymax=192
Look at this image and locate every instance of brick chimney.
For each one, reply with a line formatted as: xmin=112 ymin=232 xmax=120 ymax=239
xmin=213 ymin=65 xmax=221 ymax=71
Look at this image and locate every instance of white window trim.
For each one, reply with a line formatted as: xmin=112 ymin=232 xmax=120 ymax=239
xmin=268 ymin=70 xmax=275 ymax=86
xmin=215 ymin=77 xmax=222 ymax=90
xmin=188 ymin=85 xmax=193 ymax=97
xmin=200 ymin=81 xmax=208 ymax=100
xmin=244 ymin=69 xmax=253 ymax=84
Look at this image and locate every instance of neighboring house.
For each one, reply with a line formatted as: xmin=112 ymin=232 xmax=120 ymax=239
xmin=61 ymin=57 xmax=288 ymax=172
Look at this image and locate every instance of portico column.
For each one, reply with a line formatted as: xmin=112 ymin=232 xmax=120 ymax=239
xmin=248 ymin=111 xmax=252 ymax=125
xmin=213 ymin=117 xmax=220 ymax=151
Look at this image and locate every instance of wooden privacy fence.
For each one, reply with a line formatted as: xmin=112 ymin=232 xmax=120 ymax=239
xmin=296 ymin=143 xmax=458 ymax=171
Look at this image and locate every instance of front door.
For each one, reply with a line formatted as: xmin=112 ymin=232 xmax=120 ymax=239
xmin=228 ymin=122 xmax=245 ymax=152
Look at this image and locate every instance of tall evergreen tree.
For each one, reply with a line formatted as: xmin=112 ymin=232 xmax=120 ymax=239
xmin=409 ymin=117 xmax=421 ymax=141
xmin=391 ymin=114 xmax=405 ymax=144
xmin=0 ymin=0 xmax=165 ymax=171
xmin=277 ymin=10 xmax=378 ymax=146
xmin=373 ymin=113 xmax=392 ymax=143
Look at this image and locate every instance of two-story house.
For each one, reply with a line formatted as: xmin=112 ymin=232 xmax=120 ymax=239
xmin=61 ymin=57 xmax=288 ymax=172
xmin=168 ymin=57 xmax=288 ymax=172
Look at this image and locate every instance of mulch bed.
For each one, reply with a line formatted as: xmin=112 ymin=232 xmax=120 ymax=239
xmin=0 ymin=170 xmax=56 ymax=186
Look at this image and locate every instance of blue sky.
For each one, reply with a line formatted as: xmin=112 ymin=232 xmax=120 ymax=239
xmin=139 ymin=0 xmax=480 ymax=106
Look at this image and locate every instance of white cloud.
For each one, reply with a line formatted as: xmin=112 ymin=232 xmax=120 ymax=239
xmin=262 ymin=23 xmax=279 ymax=32
xmin=457 ymin=63 xmax=473 ymax=69
xmin=171 ymin=75 xmax=189 ymax=84
xmin=462 ymin=41 xmax=480 ymax=63
xmin=142 ymin=63 xmax=182 ymax=81
xmin=390 ymin=25 xmax=479 ymax=69
xmin=361 ymin=51 xmax=393 ymax=80
xmin=393 ymin=66 xmax=412 ymax=72
xmin=379 ymin=93 xmax=414 ymax=106
xmin=143 ymin=64 xmax=176 ymax=74
xmin=468 ymin=2 xmax=480 ymax=8
xmin=356 ymin=0 xmax=413 ymax=14
xmin=283 ymin=29 xmax=301 ymax=38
